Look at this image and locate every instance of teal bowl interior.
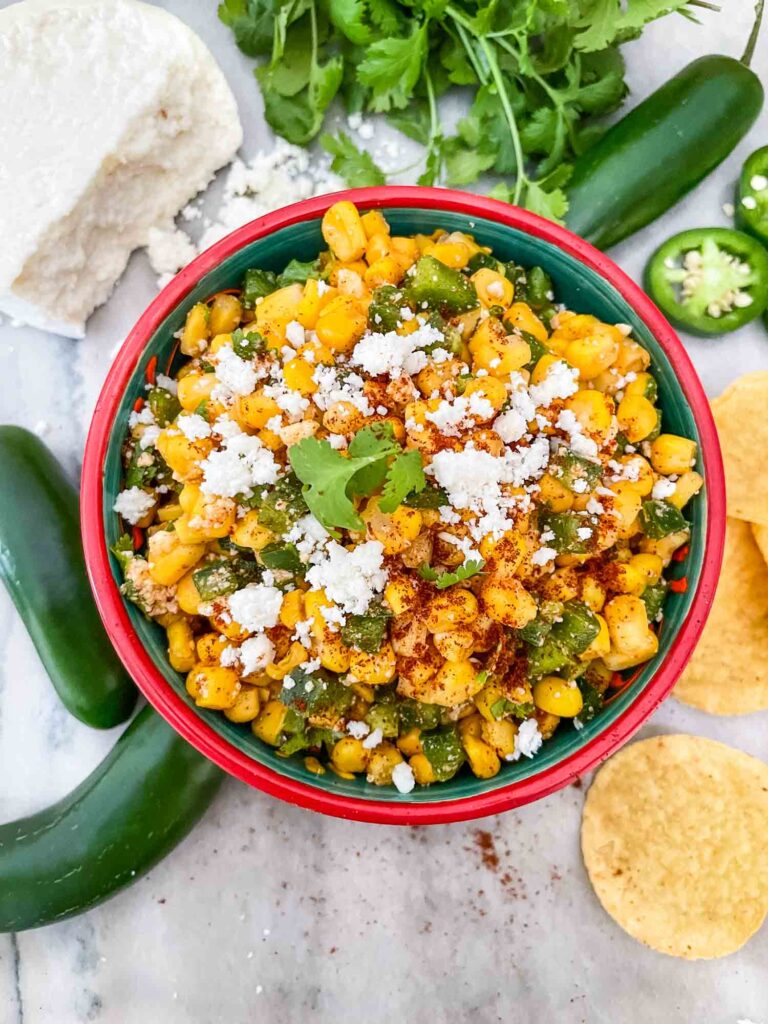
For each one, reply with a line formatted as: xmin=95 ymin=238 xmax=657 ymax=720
xmin=103 ymin=209 xmax=704 ymax=805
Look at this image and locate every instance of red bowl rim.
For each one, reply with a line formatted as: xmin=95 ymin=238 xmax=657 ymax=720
xmin=81 ymin=186 xmax=725 ymax=825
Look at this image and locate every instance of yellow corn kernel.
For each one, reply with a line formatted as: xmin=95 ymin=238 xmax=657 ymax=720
xmin=624 ymin=372 xmax=656 ymax=400
xmin=176 ymin=570 xmax=204 ymax=615
xmin=432 ymin=627 xmax=476 ymax=663
xmin=304 ymin=756 xmax=326 ymax=775
xmin=166 ymin=618 xmax=196 ymax=673
xmin=478 ymin=530 xmax=527 ymax=576
xmin=364 ymin=256 xmax=405 ymax=289
xmin=615 ymin=454 xmax=654 ymax=497
xmin=630 ymin=552 xmax=663 ymax=587
xmin=196 ymin=632 xmax=228 ymax=665
xmin=209 ymin=607 xmax=248 ymax=643
xmin=266 ymin=642 xmax=308 ymax=681
xmin=349 ymin=643 xmax=397 ymax=685
xmin=315 ymin=295 xmax=367 ymax=353
xmin=319 ymin=632 xmax=352 ymax=673
xmin=366 ymin=743 xmax=404 ymax=785
xmin=397 ymin=728 xmax=422 ymax=758
xmin=539 ymin=567 xmax=580 ymax=603
xmin=603 ymin=594 xmax=659 ymax=670
xmin=351 ymin=682 xmax=375 ymax=704
xmin=283 ymin=356 xmax=317 ymax=396
xmin=279 ymin=589 xmax=305 ymax=630
xmin=384 ymin=577 xmax=420 ymax=616
xmin=361 ymin=209 xmax=390 ymax=239
xmin=390 ymin=236 xmax=420 ymax=266
xmin=649 ymin=434 xmax=698 ymax=475
xmin=149 ymin=539 xmax=206 ymax=587
xmin=581 ymin=614 xmax=611 ymax=661
xmin=424 ymin=241 xmax=472 ymax=268
xmin=462 ymin=733 xmax=501 ymax=779
xmin=231 ymin=510 xmax=274 ymax=551
xmin=322 ymin=201 xmax=367 ymax=262
xmin=480 ymin=579 xmax=537 ymax=628
xmin=480 ymin=717 xmax=517 ymax=759
xmin=410 ymin=752 xmax=437 ymax=785
xmin=296 ymin=278 xmax=334 ymax=330
xmin=613 ymin=338 xmax=651 ymax=375
xmin=537 ymin=472 xmax=574 ymax=512
xmin=207 ymin=332 xmax=233 ymax=356
xmin=252 ymin=700 xmax=290 ymax=745
xmin=331 ymin=737 xmax=369 ymax=774
xmin=471 ymin=268 xmax=514 ymax=308
xmin=187 ymin=664 xmax=241 ymax=710
xmin=304 ymin=588 xmax=334 ymax=629
xmin=530 ymin=353 xmax=560 ymax=385
xmin=180 ymin=303 xmax=210 ymax=357
xmin=428 ymin=658 xmax=484 ymax=707
xmin=189 ymin=494 xmax=237 ymax=540
xmin=580 ymin=575 xmax=606 ymax=612
xmin=255 ymin=283 xmax=304 ymax=349
xmin=533 ymin=676 xmax=583 ymax=718
xmin=609 ymin=481 xmax=643 ymax=538
xmin=610 ymin=559 xmax=647 ymax=595
xmin=155 ymin=431 xmax=213 ymax=482
xmin=156 ymin=501 xmax=182 ymax=524
xmin=667 ymin=470 xmax=703 ymax=509
xmin=178 ymin=484 xmax=201 ymax=514
xmin=177 ymin=374 xmax=216 ymax=412
xmin=617 ymin=394 xmax=658 ymax=443
xmin=564 ymin=389 xmax=614 ymax=441
xmin=209 ymin=293 xmax=243 ymax=335
xmin=463 ymin=375 xmax=507 ymax=413
xmin=469 ymin=318 xmax=531 ymax=377
xmin=223 ymin=686 xmax=262 ymax=724
xmin=322 ymin=400 xmax=364 ymax=435
xmin=505 ymin=302 xmax=548 ymax=343
xmin=425 ymin=589 xmax=479 ymax=633
xmin=258 ymin=427 xmax=283 ymax=451
xmin=172 ymin=514 xmax=208 ymax=545
xmin=364 ymin=502 xmax=423 ymax=556
xmin=365 ymin=232 xmax=391 ymax=265
xmin=235 ymin=390 xmax=281 ymax=430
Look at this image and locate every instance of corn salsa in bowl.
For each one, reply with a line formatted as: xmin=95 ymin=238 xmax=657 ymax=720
xmin=110 ymin=199 xmax=703 ymax=796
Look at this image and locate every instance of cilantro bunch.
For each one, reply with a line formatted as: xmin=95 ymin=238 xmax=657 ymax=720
xmin=219 ymin=0 xmax=709 ymax=221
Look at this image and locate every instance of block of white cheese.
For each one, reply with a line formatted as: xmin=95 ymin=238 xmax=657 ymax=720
xmin=0 ymin=0 xmax=243 ymax=337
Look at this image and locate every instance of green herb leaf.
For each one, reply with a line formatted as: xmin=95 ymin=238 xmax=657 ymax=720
xmin=378 ymin=449 xmax=425 ymax=513
xmin=357 ymin=23 xmax=428 ymax=111
xmin=419 ymin=559 xmax=485 ymax=589
xmin=321 ymin=131 xmax=387 ymax=186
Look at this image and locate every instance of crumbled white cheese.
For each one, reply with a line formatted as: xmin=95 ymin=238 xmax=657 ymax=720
xmin=391 ymin=761 xmax=416 ymax=794
xmin=347 ymin=720 xmax=370 ymax=739
xmin=305 ymin=540 xmax=387 ymax=618
xmin=362 ymin=727 xmax=383 ymax=750
xmin=176 ymin=413 xmax=212 ymax=440
xmin=351 ymin=322 xmax=444 ymax=377
xmin=228 ymin=583 xmax=283 ymax=633
xmin=425 ymin=392 xmax=494 ymax=436
xmin=113 ymin=486 xmax=155 ymax=524
xmin=155 ymin=373 xmax=178 ymax=395
xmin=651 ymin=478 xmax=677 ymax=500
xmin=199 ymin=433 xmax=279 ymax=498
xmin=285 ymin=320 xmax=305 ymax=347
xmin=529 ymin=361 xmax=579 ymax=407
xmin=212 ymin=345 xmax=259 ymax=402
xmin=311 ymin=365 xmax=374 ymax=416
xmin=239 ymin=635 xmax=276 ymax=675
xmin=555 ymin=409 xmax=599 ymax=459
xmin=285 ymin=514 xmax=331 ymax=564
xmin=508 ymin=719 xmax=543 ymax=760
xmin=531 ymin=546 xmax=557 ymax=567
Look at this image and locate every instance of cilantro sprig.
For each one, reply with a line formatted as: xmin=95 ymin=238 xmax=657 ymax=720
xmin=220 ymin=0 xmax=710 ymax=223
xmin=419 ymin=558 xmax=485 ymax=589
xmin=288 ymin=422 xmax=425 ymax=531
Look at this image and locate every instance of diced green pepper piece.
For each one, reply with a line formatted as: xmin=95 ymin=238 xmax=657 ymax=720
xmin=124 ymin=444 xmax=173 ymax=490
xmin=147 ymin=386 xmax=181 ymax=427
xmin=639 ymin=500 xmax=687 ymax=540
xmin=368 ymin=285 xmax=405 ymax=332
xmin=231 ymin=328 xmax=266 ymax=360
xmin=257 ymin=473 xmax=308 ymax=534
xmin=403 ymin=483 xmax=448 ymax=509
xmin=539 ymin=511 xmax=595 ymax=554
xmin=489 ymin=697 xmax=535 ymax=720
xmin=505 ymin=262 xmax=528 ymax=299
xmin=398 ymin=698 xmax=442 ymax=733
xmin=550 ymin=450 xmax=602 ymax=493
xmin=523 ymin=266 xmax=553 ymax=311
xmin=549 ymin=601 xmax=601 ymax=656
xmin=576 ymin=679 xmax=604 ymax=723
xmin=526 ymin=640 xmax=574 ymax=679
xmin=467 ymin=252 xmax=504 ymax=274
xmin=404 ymin=256 xmax=478 ymax=314
xmin=521 ymin=331 xmax=549 ymax=368
xmin=280 ymin=668 xmax=354 ymax=719
xmin=340 ymin=601 xmax=392 ymax=654
xmin=259 ymin=542 xmax=304 ymax=575
xmin=421 ymin=726 xmax=466 ymax=782
xmin=518 ymin=616 xmax=552 ymax=648
xmin=242 ymin=268 xmax=278 ymax=306
xmin=278 ymin=258 xmax=320 ymax=287
xmin=192 ymin=559 xmax=261 ymax=600
xmin=365 ymin=703 xmax=399 ymax=738
xmin=640 ymin=581 xmax=668 ymax=621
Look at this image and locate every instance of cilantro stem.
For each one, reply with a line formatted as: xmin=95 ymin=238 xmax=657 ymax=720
xmin=477 ymin=38 xmax=528 ymax=205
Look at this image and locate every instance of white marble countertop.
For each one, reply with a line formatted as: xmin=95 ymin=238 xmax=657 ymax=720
xmin=1 ymin=3 xmax=768 ymax=1022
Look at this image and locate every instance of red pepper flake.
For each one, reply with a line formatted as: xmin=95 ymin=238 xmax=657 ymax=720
xmin=133 ymin=397 xmax=144 ymax=413
xmin=145 ymin=355 xmax=158 ymax=386
xmin=132 ymin=526 xmax=144 ymax=551
xmin=672 ymin=544 xmax=690 ymax=563
xmin=669 ymin=577 xmax=688 ymax=593
xmin=610 ymin=672 xmax=625 ymax=689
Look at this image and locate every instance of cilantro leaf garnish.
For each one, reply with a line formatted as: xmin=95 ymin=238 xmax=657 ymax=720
xmin=419 ymin=558 xmax=485 ymax=589
xmin=288 ymin=422 xmax=425 ymax=531
xmin=321 ymin=131 xmax=386 ymax=187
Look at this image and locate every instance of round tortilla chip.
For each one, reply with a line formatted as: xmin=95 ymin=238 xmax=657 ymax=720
xmin=712 ymin=372 xmax=768 ymax=527
xmin=582 ymin=735 xmax=768 ymax=959
xmin=751 ymin=522 xmax=768 ymax=568
xmin=675 ymin=517 xmax=768 ymax=715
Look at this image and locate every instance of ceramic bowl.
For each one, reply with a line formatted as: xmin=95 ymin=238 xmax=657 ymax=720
xmin=81 ymin=187 xmax=725 ymax=824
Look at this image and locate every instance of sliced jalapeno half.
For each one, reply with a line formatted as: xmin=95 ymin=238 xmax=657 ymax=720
xmin=736 ymin=146 xmax=768 ymax=246
xmin=645 ymin=228 xmax=768 ymax=336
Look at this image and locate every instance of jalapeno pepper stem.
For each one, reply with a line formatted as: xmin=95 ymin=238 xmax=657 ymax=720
xmin=742 ymin=0 xmax=764 ymax=66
